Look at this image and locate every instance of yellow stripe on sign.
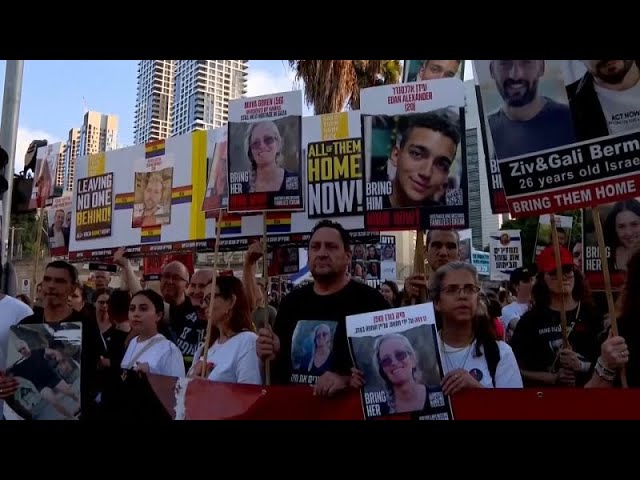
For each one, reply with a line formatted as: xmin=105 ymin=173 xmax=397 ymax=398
xmin=321 ymin=112 xmax=349 ymax=141
xmin=88 ymin=153 xmax=106 ymax=177
xmin=190 ymin=130 xmax=207 ymax=240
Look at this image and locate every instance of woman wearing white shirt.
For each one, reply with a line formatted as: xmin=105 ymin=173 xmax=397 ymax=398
xmin=188 ymin=276 xmax=262 ymax=385
xmin=429 ymin=262 xmax=523 ymax=394
xmin=121 ymin=289 xmax=185 ymax=378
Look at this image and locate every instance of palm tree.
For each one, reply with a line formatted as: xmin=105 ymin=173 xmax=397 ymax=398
xmin=288 ymin=60 xmax=402 ymax=114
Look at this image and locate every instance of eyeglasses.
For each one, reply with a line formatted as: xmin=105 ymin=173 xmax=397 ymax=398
xmin=546 ymin=265 xmax=574 ymax=277
xmin=441 ymin=284 xmax=480 ymax=296
xmin=380 ymin=350 xmax=410 ymax=368
xmin=250 ymin=135 xmax=276 ymax=150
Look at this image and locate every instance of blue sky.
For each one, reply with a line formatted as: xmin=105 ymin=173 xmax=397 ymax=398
xmin=0 ymin=60 xmax=472 ymax=171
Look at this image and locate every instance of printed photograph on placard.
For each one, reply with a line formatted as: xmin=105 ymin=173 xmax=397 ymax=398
xmin=346 ymin=303 xmax=452 ymax=420
xmin=47 ymin=193 xmax=73 ymax=256
xmin=268 ymin=246 xmax=299 ymax=276
xmin=583 ymin=198 xmax=640 ymax=290
xmin=3 ymin=323 xmax=82 ymax=421
xmin=350 ymin=236 xmax=397 ymax=288
xmin=227 ymin=90 xmax=303 ymax=213
xmin=474 ymin=60 xmax=576 ymax=161
xmin=132 ymin=156 xmax=174 ymax=228
xmin=29 ymin=142 xmax=62 ymax=209
xmin=289 ymin=320 xmax=338 ymax=385
xmin=562 ymin=60 xmax=640 ymax=142
xmin=459 ymin=229 xmax=472 ymax=264
xmin=202 ymin=126 xmax=228 ymax=213
xmin=403 ymin=60 xmax=464 ymax=83
xmin=361 ymin=78 xmax=468 ymax=231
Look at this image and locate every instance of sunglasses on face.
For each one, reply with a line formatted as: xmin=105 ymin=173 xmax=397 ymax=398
xmin=380 ymin=350 xmax=410 ymax=369
xmin=250 ymin=135 xmax=276 ymax=150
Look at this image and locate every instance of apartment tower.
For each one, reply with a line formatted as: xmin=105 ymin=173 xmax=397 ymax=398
xmin=134 ymin=60 xmax=175 ymax=145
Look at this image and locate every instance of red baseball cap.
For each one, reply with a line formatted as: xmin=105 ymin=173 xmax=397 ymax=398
xmin=536 ymin=245 xmax=573 ymax=274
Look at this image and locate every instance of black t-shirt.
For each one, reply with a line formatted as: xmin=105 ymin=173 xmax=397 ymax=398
xmin=19 ymin=309 xmax=103 ymax=419
xmin=510 ymin=302 xmax=603 ymax=387
xmin=168 ymin=297 xmax=206 ymax=369
xmin=272 ymin=280 xmax=389 ymax=386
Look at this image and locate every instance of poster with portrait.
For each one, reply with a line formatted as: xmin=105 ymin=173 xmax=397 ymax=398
xmin=583 ymin=199 xmax=640 ymax=291
xmin=361 ymin=78 xmax=468 ymax=231
xmin=533 ymin=214 xmax=574 ymax=261
xmin=267 ymin=245 xmax=300 ymax=277
xmin=458 ymin=228 xmax=472 ymax=264
xmin=29 ymin=142 xmax=63 ymax=209
xmin=289 ymin=320 xmax=338 ymax=385
xmin=350 ymin=235 xmax=396 ymax=287
xmin=3 ymin=323 xmax=82 ymax=421
xmin=346 ymin=303 xmax=452 ymax=420
xmin=227 ymin=90 xmax=303 ymax=213
xmin=46 ymin=192 xmax=73 ymax=256
xmin=202 ymin=125 xmax=228 ymax=213
xmin=403 ymin=60 xmax=464 ymax=83
xmin=132 ymin=155 xmax=174 ymax=229
xmin=489 ymin=230 xmax=522 ymax=282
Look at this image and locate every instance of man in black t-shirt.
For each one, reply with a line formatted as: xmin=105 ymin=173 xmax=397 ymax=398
xmin=0 ymin=260 xmax=102 ymax=420
xmin=256 ymin=220 xmax=389 ymax=395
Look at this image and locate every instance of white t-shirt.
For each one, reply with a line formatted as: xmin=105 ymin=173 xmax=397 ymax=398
xmin=438 ymin=337 xmax=523 ymax=388
xmin=121 ymin=334 xmax=185 ymax=378
xmin=594 ymin=80 xmax=640 ymax=135
xmin=501 ymin=302 xmax=529 ymax=330
xmin=189 ymin=331 xmax=262 ymax=385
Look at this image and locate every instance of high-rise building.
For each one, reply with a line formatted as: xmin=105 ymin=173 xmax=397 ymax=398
xmin=54 ymin=144 xmax=67 ymax=190
xmin=63 ymin=128 xmax=81 ymax=191
xmin=134 ymin=60 xmax=175 ymax=145
xmin=464 ymin=80 xmax=500 ymax=250
xmin=78 ymin=111 xmax=118 ymax=157
xmin=171 ymin=60 xmax=248 ymax=137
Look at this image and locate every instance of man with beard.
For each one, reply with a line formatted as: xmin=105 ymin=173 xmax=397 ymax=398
xmin=487 ymin=60 xmax=575 ymax=159
xmin=256 ymin=220 xmax=388 ymax=395
xmin=567 ymin=60 xmax=640 ymax=141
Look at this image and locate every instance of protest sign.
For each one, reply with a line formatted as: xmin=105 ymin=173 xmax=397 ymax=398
xmin=29 ymin=142 xmax=63 ymax=209
xmin=346 ymin=303 xmax=452 ymax=420
xmin=402 ymin=60 xmax=464 ymax=83
xmin=47 ymin=192 xmax=73 ymax=256
xmin=489 ymin=230 xmax=522 ymax=282
xmin=361 ymin=78 xmax=468 ymax=230
xmin=75 ymin=173 xmax=113 ymax=241
xmin=202 ymin=125 xmax=228 ymax=213
xmin=533 ymin=214 xmax=574 ymax=261
xmin=471 ymin=250 xmax=490 ymax=276
xmin=227 ymin=90 xmax=303 ymax=213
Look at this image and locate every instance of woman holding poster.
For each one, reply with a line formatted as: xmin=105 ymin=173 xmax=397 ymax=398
xmin=429 ymin=262 xmax=523 ymax=393
xmin=245 ymin=121 xmax=297 ymax=193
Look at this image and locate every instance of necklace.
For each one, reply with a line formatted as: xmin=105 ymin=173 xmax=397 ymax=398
xmin=439 ymin=332 xmax=475 ymax=373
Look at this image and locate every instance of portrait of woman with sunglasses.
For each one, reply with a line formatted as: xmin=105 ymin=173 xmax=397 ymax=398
xmin=429 ymin=262 xmax=522 ymax=395
xmin=510 ymin=246 xmax=604 ymax=388
xmin=244 ymin=120 xmax=297 ymax=194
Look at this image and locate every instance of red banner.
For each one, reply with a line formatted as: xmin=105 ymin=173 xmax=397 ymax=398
xmin=147 ymin=374 xmax=640 ymax=420
xmin=143 ymin=253 xmax=194 ymax=280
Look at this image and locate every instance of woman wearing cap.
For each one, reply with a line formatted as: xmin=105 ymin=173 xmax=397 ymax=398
xmin=585 ymin=248 xmax=640 ymax=388
xmin=510 ymin=246 xmax=604 ymax=387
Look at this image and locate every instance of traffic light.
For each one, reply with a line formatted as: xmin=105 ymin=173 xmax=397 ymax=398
xmin=0 ymin=145 xmax=8 ymax=195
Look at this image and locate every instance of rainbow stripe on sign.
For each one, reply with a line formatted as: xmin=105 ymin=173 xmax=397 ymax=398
xmin=266 ymin=212 xmax=292 ymax=233
xmin=145 ymin=140 xmax=165 ymax=158
xmin=114 ymin=193 xmax=135 ymax=210
xmin=141 ymin=226 xmax=161 ymax=243
xmin=220 ymin=214 xmax=242 ymax=235
xmin=171 ymin=185 xmax=192 ymax=205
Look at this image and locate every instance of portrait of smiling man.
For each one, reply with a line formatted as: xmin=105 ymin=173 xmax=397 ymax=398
xmin=384 ymin=109 xmax=461 ymax=209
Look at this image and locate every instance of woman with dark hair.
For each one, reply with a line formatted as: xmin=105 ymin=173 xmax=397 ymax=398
xmin=68 ymin=283 xmax=96 ymax=320
xmin=603 ymin=199 xmax=640 ymax=271
xmin=380 ymin=281 xmax=401 ymax=308
xmin=429 ymin=262 xmax=522 ymax=393
xmin=585 ymin=248 xmax=640 ymax=388
xmin=510 ymin=246 xmax=604 ymax=387
xmin=187 ymin=276 xmax=262 ymax=385
xmin=120 ymin=290 xmax=185 ymax=378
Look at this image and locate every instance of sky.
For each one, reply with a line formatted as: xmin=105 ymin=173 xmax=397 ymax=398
xmin=0 ymin=60 xmax=473 ymax=172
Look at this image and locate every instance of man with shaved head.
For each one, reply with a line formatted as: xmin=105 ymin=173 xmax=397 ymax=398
xmin=160 ymin=261 xmax=204 ymax=370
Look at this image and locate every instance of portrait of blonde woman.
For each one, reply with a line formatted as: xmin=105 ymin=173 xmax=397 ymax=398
xmin=303 ymin=323 xmax=334 ymax=376
xmin=244 ymin=120 xmax=298 ymax=194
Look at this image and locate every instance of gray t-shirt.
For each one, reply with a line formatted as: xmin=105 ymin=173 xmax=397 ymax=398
xmin=488 ymin=97 xmax=576 ymax=159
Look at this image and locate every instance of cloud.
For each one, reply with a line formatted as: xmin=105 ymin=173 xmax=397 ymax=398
xmin=247 ymin=62 xmax=313 ymax=116
xmin=14 ymin=127 xmax=63 ymax=172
